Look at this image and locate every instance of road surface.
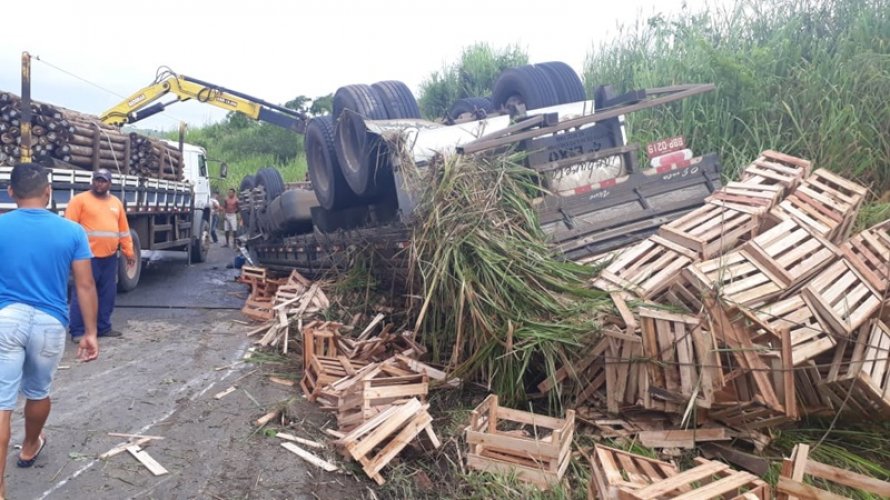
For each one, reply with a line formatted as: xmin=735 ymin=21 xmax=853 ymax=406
xmin=5 ymin=245 xmax=364 ymax=499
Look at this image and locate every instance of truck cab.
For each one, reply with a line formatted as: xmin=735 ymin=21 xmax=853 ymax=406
xmin=165 ymin=140 xmax=211 ymax=212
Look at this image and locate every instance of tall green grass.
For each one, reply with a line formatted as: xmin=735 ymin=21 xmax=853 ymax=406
xmin=584 ymin=0 xmax=890 ymax=190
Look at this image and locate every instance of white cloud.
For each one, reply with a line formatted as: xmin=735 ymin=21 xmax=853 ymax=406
xmin=0 ymin=0 xmax=712 ymax=130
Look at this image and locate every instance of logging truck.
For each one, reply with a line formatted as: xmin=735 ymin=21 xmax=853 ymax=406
xmin=100 ymin=63 xmax=721 ymax=275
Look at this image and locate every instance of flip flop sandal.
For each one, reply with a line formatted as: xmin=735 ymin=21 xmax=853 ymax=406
xmin=16 ymin=435 xmax=46 ymax=468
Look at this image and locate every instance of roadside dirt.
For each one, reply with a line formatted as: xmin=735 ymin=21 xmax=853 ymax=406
xmin=4 ymin=246 xmax=369 ymax=500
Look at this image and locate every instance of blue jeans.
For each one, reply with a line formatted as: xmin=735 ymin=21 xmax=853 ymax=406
xmin=69 ymin=254 xmax=118 ymax=338
xmin=0 ymin=304 xmax=66 ymax=410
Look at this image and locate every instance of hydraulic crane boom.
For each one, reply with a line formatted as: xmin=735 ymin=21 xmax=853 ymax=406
xmin=100 ymin=67 xmax=307 ymax=133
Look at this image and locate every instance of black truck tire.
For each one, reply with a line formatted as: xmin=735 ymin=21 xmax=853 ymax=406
xmin=492 ymin=65 xmax=560 ymax=111
xmin=332 ymin=84 xmax=388 ymax=121
xmin=255 ymin=167 xmax=285 ymax=202
xmin=117 ymin=229 xmax=142 ymax=293
xmin=447 ymin=96 xmax=494 ymax=122
xmin=371 ymin=81 xmax=421 ymax=119
xmin=306 ymin=116 xmax=353 ymax=210
xmin=534 ymin=62 xmax=586 ymax=104
xmin=190 ymin=217 xmax=209 ymax=263
xmin=239 ymin=175 xmax=255 ymax=192
xmin=335 ymin=111 xmax=393 ymax=197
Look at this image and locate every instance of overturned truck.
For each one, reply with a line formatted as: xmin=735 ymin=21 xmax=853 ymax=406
xmin=239 ymin=63 xmax=722 ymax=275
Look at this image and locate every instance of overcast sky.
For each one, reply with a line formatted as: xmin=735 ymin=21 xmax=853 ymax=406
xmin=0 ymin=0 xmax=713 ymax=131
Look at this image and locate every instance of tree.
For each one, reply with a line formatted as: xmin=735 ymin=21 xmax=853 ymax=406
xmin=309 ymin=93 xmax=333 ymax=116
xmin=418 ymin=43 xmax=528 ymax=119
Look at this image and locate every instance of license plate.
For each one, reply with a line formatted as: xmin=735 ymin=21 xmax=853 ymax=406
xmin=646 ymin=136 xmax=686 ymax=157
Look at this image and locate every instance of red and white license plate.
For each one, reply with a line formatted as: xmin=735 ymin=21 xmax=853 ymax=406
xmin=646 ymin=136 xmax=686 ymax=157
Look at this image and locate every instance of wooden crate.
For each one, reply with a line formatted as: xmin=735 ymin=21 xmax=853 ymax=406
xmin=705 ymin=297 xmax=798 ymax=430
xmin=538 ymin=336 xmax=609 ymax=406
xmin=802 ymin=258 xmax=881 ymax=337
xmin=658 ymin=271 xmax=704 ymax=314
xmin=657 ymin=204 xmax=761 ymax=259
xmin=238 ymin=265 xmax=267 ymax=284
xmin=300 ymin=355 xmax=368 ymax=402
xmin=822 ymin=320 xmax=890 ymax=419
xmin=337 ymin=364 xmax=428 ymax=432
xmin=684 ymin=251 xmax=783 ymax=307
xmin=772 ymin=168 xmax=867 ymax=243
xmin=740 ymin=294 xmax=836 ymax=365
xmin=465 ymin=394 xmax=574 ymax=490
xmin=241 ymin=297 xmax=274 ymax=322
xmin=778 ymin=444 xmax=890 ymax=499
xmin=619 ymin=457 xmax=770 ymax=499
xmin=740 ymin=218 xmax=839 ymax=290
xmin=794 ymin=356 xmax=835 ymax=417
xmin=639 ymin=308 xmax=721 ymax=411
xmin=302 ymin=322 xmax=341 ymax=367
xmin=336 ymin=398 xmax=440 ymax=485
xmin=589 ymin=444 xmax=679 ymax=499
xmin=603 ymin=328 xmax=645 ymax=413
xmin=842 ymin=220 xmax=890 ymax=293
xmin=705 ymin=180 xmax=785 ymax=213
xmin=740 ymin=150 xmax=812 ymax=191
xmin=594 ymin=237 xmax=696 ymax=299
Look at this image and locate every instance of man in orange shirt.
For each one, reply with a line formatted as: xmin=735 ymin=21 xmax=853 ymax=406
xmin=65 ymin=169 xmax=137 ymax=342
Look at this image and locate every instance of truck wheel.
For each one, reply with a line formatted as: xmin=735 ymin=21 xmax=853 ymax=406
xmin=371 ymin=81 xmax=421 ymax=119
xmin=535 ymin=62 xmax=586 ymax=104
xmin=306 ymin=116 xmax=353 ymax=210
xmin=332 ymin=84 xmax=388 ymax=121
xmin=190 ymin=217 xmax=209 ymax=263
xmin=492 ymin=65 xmax=559 ymax=111
xmin=447 ymin=96 xmax=494 ymax=123
xmin=239 ymin=175 xmax=255 ymax=192
xmin=255 ymin=167 xmax=285 ymax=202
xmin=335 ymin=111 xmax=393 ymax=197
xmin=117 ymin=230 xmax=142 ymax=293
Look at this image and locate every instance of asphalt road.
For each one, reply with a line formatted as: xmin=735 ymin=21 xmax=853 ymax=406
xmin=4 ymin=245 xmax=361 ymax=499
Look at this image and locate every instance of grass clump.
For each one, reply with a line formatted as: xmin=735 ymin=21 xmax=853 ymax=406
xmin=405 ymin=151 xmax=609 ymax=406
xmin=584 ymin=0 xmax=890 ymax=190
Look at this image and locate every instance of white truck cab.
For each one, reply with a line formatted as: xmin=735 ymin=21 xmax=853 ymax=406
xmin=164 ymin=140 xmax=211 ymax=211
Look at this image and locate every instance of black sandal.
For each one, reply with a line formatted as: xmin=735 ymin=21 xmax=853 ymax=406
xmin=16 ymin=435 xmax=46 ymax=468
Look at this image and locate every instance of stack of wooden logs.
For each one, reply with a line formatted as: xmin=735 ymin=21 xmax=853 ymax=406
xmin=540 ymin=151 xmax=890 ymax=460
xmin=0 ymin=91 xmax=183 ymax=180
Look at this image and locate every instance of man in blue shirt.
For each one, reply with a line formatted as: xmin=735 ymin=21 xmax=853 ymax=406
xmin=0 ymin=163 xmax=99 ymax=498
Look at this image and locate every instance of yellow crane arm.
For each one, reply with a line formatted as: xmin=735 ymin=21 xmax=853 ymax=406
xmin=99 ymin=70 xmax=305 ymax=133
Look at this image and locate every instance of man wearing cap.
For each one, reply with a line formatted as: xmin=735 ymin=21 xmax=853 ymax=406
xmin=65 ymin=169 xmax=136 ymax=342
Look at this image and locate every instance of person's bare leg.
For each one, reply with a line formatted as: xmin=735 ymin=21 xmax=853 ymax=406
xmin=20 ymin=398 xmax=49 ymax=459
xmin=0 ymin=409 xmax=12 ymax=499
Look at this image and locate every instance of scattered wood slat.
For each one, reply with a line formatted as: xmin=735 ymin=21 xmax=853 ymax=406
xmin=127 ymin=445 xmax=169 ymax=476
xmin=281 ymin=442 xmax=338 ymax=472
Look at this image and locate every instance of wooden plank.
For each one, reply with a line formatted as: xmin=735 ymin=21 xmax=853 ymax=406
xmin=280 ymin=442 xmax=338 ymax=472
xmin=106 ymin=432 xmax=165 ymax=441
xmin=127 ymin=445 xmax=169 ymax=476
xmin=214 ymin=386 xmax=237 ymax=400
xmin=638 ymin=428 xmax=729 ymax=449
xmin=276 ymin=432 xmax=325 ymax=449
xmin=268 ymin=376 xmax=295 ymax=387
xmin=99 ymin=437 xmax=153 ymax=459
xmin=255 ymin=410 xmax=279 ymax=427
xmin=633 ymin=460 xmax=728 ymax=498
xmin=806 ymin=459 xmax=890 ymax=497
xmin=776 ymin=477 xmax=848 ymax=500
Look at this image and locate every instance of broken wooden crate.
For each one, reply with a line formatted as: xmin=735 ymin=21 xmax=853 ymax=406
xmin=335 ymin=397 xmax=439 ymax=485
xmin=300 ymin=354 xmax=368 ymax=403
xmin=639 ymin=307 xmax=721 ymax=411
xmin=740 ymin=150 xmax=812 ymax=191
xmin=537 ymin=336 xmax=609 ymax=406
xmin=657 ymin=203 xmax=761 ymax=259
xmin=336 ymin=362 xmax=429 ymax=432
xmin=590 ymin=444 xmax=770 ymax=499
xmin=771 ymin=168 xmax=867 ymax=243
xmin=594 ymin=236 xmax=697 ymax=299
xmin=778 ymin=443 xmax=890 ymax=499
xmin=841 ymin=220 xmax=890 ymax=293
xmin=821 ymin=320 xmax=890 ymax=419
xmin=802 ymin=257 xmax=881 ymax=337
xmin=465 ymin=394 xmax=574 ymax=490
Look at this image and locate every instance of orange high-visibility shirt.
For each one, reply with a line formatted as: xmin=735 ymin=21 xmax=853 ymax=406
xmin=65 ymin=191 xmax=134 ymax=259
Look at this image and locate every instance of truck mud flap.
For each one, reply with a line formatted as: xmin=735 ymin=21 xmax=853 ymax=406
xmin=538 ymin=153 xmax=721 ymax=261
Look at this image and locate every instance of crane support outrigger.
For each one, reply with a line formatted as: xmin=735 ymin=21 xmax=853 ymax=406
xmin=99 ymin=67 xmax=307 ymax=133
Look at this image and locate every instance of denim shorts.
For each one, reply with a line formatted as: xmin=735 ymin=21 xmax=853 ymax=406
xmin=0 ymin=303 xmax=67 ymax=410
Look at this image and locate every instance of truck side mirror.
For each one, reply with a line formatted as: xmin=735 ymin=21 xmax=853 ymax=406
xmin=220 ymin=162 xmax=228 ymax=178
